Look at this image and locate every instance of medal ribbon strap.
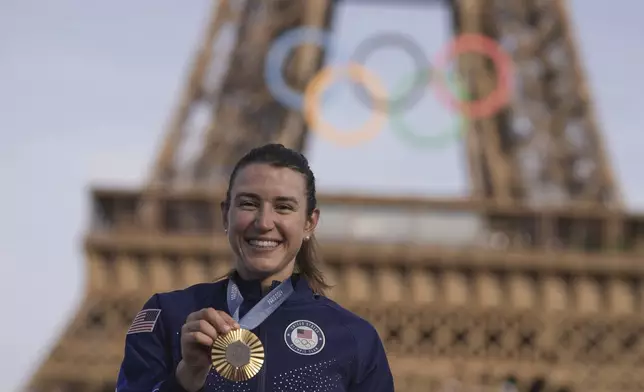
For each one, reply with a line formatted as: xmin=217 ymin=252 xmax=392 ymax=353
xmin=226 ymin=277 xmax=294 ymax=330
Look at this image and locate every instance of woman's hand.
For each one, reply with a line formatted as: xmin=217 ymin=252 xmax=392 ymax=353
xmin=176 ymin=308 xmax=239 ymax=391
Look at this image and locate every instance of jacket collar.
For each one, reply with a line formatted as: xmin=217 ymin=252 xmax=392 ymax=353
xmin=229 ymin=271 xmax=313 ymax=303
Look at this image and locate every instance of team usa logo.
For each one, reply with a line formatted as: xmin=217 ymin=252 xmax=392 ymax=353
xmin=284 ymin=320 xmax=325 ymax=355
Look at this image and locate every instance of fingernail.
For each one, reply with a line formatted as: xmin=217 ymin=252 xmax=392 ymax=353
xmin=223 ymin=325 xmax=230 ymax=332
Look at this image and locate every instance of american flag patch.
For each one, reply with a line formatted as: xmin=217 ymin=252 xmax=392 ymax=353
xmin=297 ymin=328 xmax=313 ymax=339
xmin=127 ymin=309 xmax=161 ymax=334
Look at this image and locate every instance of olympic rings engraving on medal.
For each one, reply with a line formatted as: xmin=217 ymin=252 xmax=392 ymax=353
xmin=349 ymin=31 xmax=430 ymax=112
xmin=432 ymin=33 xmax=513 ymax=119
xmin=389 ymin=69 xmax=470 ymax=149
xmin=303 ymin=64 xmax=387 ymax=147
xmin=264 ymin=27 xmax=513 ymax=148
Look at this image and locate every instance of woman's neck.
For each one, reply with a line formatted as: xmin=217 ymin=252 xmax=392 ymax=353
xmin=235 ymin=263 xmax=295 ymax=293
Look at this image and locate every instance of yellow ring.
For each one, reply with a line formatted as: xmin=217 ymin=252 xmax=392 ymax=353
xmin=303 ymin=64 xmax=387 ymax=147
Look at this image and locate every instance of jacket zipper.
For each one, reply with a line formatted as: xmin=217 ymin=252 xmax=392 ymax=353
xmin=257 ymin=326 xmax=267 ymax=392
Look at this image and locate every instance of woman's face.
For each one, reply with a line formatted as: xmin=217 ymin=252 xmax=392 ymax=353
xmin=223 ymin=163 xmax=319 ymax=280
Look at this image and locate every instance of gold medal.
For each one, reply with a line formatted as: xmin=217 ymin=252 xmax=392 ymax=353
xmin=211 ymin=328 xmax=264 ymax=381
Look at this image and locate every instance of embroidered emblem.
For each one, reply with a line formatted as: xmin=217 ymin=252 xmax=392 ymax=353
xmin=127 ymin=309 xmax=161 ymax=334
xmin=284 ymin=320 xmax=325 ymax=355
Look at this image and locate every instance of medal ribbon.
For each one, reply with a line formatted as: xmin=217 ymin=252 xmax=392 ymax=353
xmin=227 ymin=277 xmax=294 ymax=330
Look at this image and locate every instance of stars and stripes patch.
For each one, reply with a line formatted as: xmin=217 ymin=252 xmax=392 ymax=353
xmin=297 ymin=328 xmax=313 ymax=339
xmin=127 ymin=309 xmax=161 ymax=334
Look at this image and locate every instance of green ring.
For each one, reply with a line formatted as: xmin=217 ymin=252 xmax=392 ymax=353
xmin=389 ymin=69 xmax=470 ymax=149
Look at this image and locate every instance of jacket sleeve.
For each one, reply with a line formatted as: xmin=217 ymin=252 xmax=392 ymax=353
xmin=348 ymin=323 xmax=395 ymax=392
xmin=115 ymin=294 xmax=190 ymax=392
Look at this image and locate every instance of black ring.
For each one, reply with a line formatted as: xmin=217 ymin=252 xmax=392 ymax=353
xmin=349 ymin=32 xmax=430 ymax=113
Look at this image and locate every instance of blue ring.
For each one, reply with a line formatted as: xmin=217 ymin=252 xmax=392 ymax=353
xmin=264 ymin=27 xmax=333 ymax=111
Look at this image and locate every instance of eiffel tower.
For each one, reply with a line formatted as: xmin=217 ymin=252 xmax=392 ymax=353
xmin=27 ymin=0 xmax=644 ymax=391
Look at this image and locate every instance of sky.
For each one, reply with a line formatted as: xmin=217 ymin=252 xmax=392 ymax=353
xmin=1 ymin=0 xmax=643 ymax=390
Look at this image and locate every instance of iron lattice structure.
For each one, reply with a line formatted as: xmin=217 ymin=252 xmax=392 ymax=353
xmin=27 ymin=0 xmax=644 ymax=391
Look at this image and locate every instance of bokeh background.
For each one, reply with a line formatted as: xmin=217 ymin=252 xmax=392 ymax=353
xmin=1 ymin=0 xmax=642 ymax=390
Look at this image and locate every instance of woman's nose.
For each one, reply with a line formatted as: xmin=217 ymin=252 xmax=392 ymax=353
xmin=254 ymin=209 xmax=275 ymax=230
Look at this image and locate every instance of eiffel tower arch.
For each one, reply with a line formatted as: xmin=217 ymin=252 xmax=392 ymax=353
xmin=27 ymin=0 xmax=644 ymax=391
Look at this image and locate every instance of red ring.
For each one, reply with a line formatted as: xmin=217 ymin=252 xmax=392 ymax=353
xmin=432 ymin=34 xmax=513 ymax=119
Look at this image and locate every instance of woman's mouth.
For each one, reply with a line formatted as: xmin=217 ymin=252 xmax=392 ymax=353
xmin=245 ymin=239 xmax=282 ymax=250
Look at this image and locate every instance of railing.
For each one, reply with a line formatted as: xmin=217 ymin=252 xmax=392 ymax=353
xmin=88 ymin=187 xmax=644 ymax=254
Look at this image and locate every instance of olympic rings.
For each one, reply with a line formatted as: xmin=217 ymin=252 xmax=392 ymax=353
xmin=432 ymin=34 xmax=513 ymax=119
xmin=303 ymin=64 xmax=387 ymax=147
xmin=265 ymin=26 xmax=334 ymax=111
xmin=293 ymin=338 xmax=313 ymax=347
xmin=349 ymin=32 xmax=430 ymax=113
xmin=264 ymin=27 xmax=513 ymax=148
xmin=389 ymin=69 xmax=470 ymax=149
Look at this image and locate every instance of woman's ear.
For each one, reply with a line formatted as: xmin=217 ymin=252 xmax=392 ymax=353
xmin=304 ymin=208 xmax=320 ymax=236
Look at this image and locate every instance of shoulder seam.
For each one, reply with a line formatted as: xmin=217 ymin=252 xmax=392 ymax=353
xmin=151 ymin=293 xmax=170 ymax=344
xmin=320 ymin=302 xmax=360 ymax=379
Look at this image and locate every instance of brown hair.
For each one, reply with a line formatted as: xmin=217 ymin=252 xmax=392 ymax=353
xmin=220 ymin=143 xmax=329 ymax=295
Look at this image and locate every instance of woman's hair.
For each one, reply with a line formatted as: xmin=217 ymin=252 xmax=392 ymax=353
xmin=221 ymin=143 xmax=329 ymax=295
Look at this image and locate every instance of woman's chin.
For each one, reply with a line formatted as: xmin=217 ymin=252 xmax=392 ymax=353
xmin=241 ymin=257 xmax=283 ymax=276
xmin=240 ymin=244 xmax=285 ymax=271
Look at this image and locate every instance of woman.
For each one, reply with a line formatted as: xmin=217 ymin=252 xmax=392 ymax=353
xmin=116 ymin=144 xmax=394 ymax=392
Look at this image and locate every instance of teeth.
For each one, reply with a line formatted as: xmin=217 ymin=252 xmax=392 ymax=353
xmin=248 ymin=240 xmax=280 ymax=248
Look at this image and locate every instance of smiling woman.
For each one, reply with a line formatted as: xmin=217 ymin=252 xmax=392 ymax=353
xmin=221 ymin=144 xmax=327 ymax=294
xmin=115 ymin=144 xmax=395 ymax=392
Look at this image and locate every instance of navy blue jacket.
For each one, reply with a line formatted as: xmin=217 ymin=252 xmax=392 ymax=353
xmin=116 ymin=275 xmax=395 ymax=391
